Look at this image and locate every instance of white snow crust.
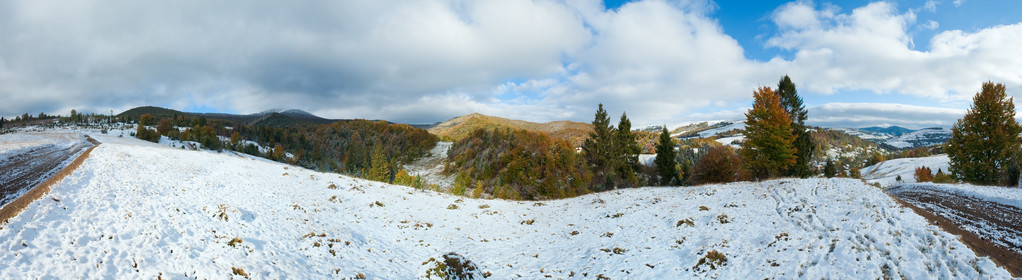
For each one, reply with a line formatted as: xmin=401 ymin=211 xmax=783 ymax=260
xmin=0 ymin=132 xmax=1012 ymax=279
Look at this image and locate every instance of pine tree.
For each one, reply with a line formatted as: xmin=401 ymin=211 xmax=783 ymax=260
xmin=654 ymin=126 xmax=678 ymax=185
xmin=741 ymin=86 xmax=797 ymax=180
xmin=823 ymin=159 xmax=836 ymax=178
xmin=946 ymin=82 xmax=1022 ymax=186
xmin=582 ymin=104 xmax=615 ymax=190
xmin=777 ymin=75 xmax=814 ymax=178
xmin=368 ymin=145 xmax=391 ymax=182
xmin=614 ymin=112 xmax=640 ymax=187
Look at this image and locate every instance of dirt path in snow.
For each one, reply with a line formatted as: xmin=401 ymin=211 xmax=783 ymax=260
xmin=0 ymin=135 xmax=100 ymax=224
xmin=886 ymin=185 xmax=1022 ymax=277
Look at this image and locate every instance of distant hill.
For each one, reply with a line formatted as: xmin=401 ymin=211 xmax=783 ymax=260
xmin=859 ymin=126 xmax=914 ymax=136
xmin=117 ymin=106 xmax=334 ymax=127
xmin=882 ymin=127 xmax=951 ymax=149
xmin=117 ymin=106 xmax=188 ymax=120
xmin=428 ymin=113 xmax=593 ymax=145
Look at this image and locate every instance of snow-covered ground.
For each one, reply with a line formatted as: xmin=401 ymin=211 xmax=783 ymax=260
xmin=403 ymin=141 xmax=454 ymax=190
xmin=0 ymin=131 xmax=1011 ymax=278
xmin=900 ymin=183 xmax=1022 ymax=210
xmin=862 ymin=155 xmax=950 ymax=187
xmin=696 ymin=121 xmax=744 ymax=138
xmin=0 ymin=130 xmax=85 ymax=160
xmin=887 ymin=183 xmax=1022 ymax=257
xmin=715 ymin=135 xmax=744 ymax=147
xmin=0 ymin=129 xmax=91 ymax=208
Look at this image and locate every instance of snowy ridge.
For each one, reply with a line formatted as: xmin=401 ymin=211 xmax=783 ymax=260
xmin=695 ymin=121 xmax=744 ymax=138
xmin=862 ymin=155 xmax=950 ymax=187
xmin=883 ymin=128 xmax=951 ymax=149
xmin=832 ymin=128 xmax=893 ymax=141
xmin=0 ymin=131 xmax=1010 ymax=278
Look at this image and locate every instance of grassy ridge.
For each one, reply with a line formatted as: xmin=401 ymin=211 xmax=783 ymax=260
xmin=428 ymin=113 xmax=593 ymax=146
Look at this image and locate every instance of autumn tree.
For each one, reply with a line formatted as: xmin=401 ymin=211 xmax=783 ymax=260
xmin=654 ymin=127 xmax=677 ymax=185
xmin=156 ymin=118 xmax=173 ymax=136
xmin=583 ymin=104 xmax=616 ymax=190
xmin=946 ymin=82 xmax=1022 ymax=186
xmin=692 ymin=145 xmax=745 ymax=184
xmin=135 ymin=122 xmax=160 ymax=143
xmin=368 ymin=144 xmax=391 ymax=183
xmin=914 ymin=166 xmax=933 ymax=182
xmin=139 ymin=113 xmax=154 ymax=126
xmin=230 ymin=131 xmax=242 ymax=144
xmin=741 ymin=87 xmax=796 ymax=180
xmin=777 ymin=75 xmax=814 ymax=178
xmin=272 ymin=143 xmax=286 ymax=162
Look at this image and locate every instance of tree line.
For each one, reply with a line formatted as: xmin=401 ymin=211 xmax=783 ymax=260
xmin=134 ymin=113 xmax=438 ymax=184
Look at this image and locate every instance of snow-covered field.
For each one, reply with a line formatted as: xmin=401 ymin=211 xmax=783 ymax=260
xmin=863 ymin=154 xmax=951 ymax=187
xmin=0 ymin=130 xmax=85 ymax=159
xmin=0 ymin=131 xmax=1013 ymax=279
xmin=887 ymin=183 xmax=1022 ymax=257
xmin=0 ymin=130 xmax=91 ymax=208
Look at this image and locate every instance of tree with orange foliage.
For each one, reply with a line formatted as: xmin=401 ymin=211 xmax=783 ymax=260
xmin=692 ymin=145 xmax=746 ymax=184
xmin=156 ymin=118 xmax=173 ymax=136
xmin=914 ymin=166 xmax=933 ymax=182
xmin=741 ymin=86 xmax=796 ymax=180
xmin=139 ymin=113 xmax=154 ymax=126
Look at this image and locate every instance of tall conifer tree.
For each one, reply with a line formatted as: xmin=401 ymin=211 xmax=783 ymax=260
xmin=583 ymin=104 xmax=615 ymax=190
xmin=614 ymin=112 xmax=640 ymax=187
xmin=946 ymin=82 xmax=1022 ymax=186
xmin=777 ymin=75 xmax=814 ymax=178
xmin=742 ymin=87 xmax=797 ymax=180
xmin=654 ymin=126 xmax=678 ymax=185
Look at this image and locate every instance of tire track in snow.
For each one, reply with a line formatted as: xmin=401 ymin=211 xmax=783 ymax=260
xmin=0 ymin=135 xmax=99 ymax=224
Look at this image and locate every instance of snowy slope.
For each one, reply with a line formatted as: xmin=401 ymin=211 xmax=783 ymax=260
xmin=884 ymin=128 xmax=951 ymax=148
xmin=0 ymin=132 xmax=1011 ymax=279
xmin=833 ymin=128 xmax=892 ymax=141
xmin=696 ymin=121 xmax=744 ymax=138
xmin=0 ymin=130 xmax=85 ymax=159
xmin=862 ymin=155 xmax=950 ymax=187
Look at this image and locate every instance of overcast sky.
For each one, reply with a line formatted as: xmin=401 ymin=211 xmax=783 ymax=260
xmin=1 ymin=0 xmax=1020 ymax=129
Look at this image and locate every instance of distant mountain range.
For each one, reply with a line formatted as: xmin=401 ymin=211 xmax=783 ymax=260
xmin=117 ymin=106 xmax=335 ymax=127
xmin=857 ymin=126 xmax=914 ymax=136
xmin=658 ymin=121 xmax=950 ymax=150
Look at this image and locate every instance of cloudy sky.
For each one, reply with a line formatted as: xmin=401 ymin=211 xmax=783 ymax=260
xmin=1 ymin=0 xmax=1020 ymax=129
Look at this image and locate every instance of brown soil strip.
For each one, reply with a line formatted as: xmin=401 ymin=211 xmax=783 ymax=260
xmin=0 ymin=135 xmax=101 ymax=224
xmin=883 ymin=190 xmax=1022 ymax=277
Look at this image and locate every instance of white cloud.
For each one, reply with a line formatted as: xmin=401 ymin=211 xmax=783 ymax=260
xmin=0 ymin=0 xmax=1020 ymax=129
xmin=924 ymin=0 xmax=938 ymax=12
xmin=0 ymin=0 xmax=591 ymax=123
xmin=765 ymin=2 xmax=1022 ymax=103
xmin=921 ymin=20 xmax=940 ymax=30
xmin=772 ymin=2 xmax=823 ymax=30
xmin=954 ymin=0 xmax=965 ymax=7
xmin=807 ymin=103 xmax=965 ymax=129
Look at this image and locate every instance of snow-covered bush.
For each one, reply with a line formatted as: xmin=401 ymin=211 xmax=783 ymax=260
xmin=421 ymin=252 xmax=484 ymax=280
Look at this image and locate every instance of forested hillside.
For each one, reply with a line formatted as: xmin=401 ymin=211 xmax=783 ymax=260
xmin=132 ymin=110 xmax=438 ymax=182
xmin=443 ymin=128 xmax=593 ymax=200
xmin=428 ymin=113 xmax=592 ymax=146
